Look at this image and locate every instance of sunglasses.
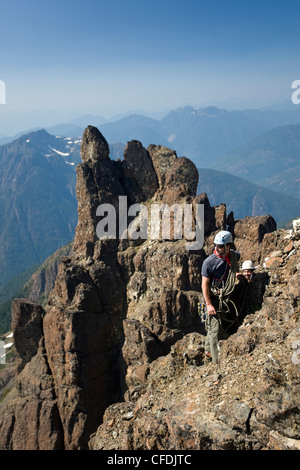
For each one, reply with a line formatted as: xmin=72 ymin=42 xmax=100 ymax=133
xmin=215 ymin=244 xmax=225 ymax=249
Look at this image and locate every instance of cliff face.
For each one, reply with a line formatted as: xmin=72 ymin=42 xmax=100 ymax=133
xmin=90 ymin=229 xmax=300 ymax=451
xmin=0 ymin=126 xmax=298 ymax=450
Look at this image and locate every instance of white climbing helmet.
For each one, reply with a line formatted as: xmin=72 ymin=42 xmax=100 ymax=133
xmin=213 ymin=230 xmax=233 ymax=245
xmin=242 ymin=260 xmax=255 ymax=270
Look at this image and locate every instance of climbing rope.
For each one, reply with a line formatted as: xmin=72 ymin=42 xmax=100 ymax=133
xmin=209 ymin=250 xmax=244 ymax=331
xmin=198 ymin=250 xmax=251 ymax=331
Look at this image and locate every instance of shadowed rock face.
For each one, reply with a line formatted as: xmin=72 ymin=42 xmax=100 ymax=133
xmin=0 ymin=126 xmax=282 ymax=450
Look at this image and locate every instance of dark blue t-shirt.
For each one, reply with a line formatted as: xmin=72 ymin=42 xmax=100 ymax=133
xmin=201 ymin=251 xmax=240 ymax=289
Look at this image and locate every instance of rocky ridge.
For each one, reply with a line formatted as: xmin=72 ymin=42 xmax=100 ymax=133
xmin=90 ymin=228 xmax=300 ymax=450
xmin=0 ymin=126 xmax=299 ymax=450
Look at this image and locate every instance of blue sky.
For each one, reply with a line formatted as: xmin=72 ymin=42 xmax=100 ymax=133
xmin=1 ymin=0 xmax=300 ymax=134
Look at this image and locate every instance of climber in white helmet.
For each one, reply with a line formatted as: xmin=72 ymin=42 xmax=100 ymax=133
xmin=235 ymin=259 xmax=269 ymax=324
xmin=201 ymin=230 xmax=243 ymax=363
xmin=238 ymin=260 xmax=255 ymax=282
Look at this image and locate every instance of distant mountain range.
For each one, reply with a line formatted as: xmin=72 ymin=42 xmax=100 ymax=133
xmin=48 ymin=104 xmax=300 ymax=169
xmin=2 ymin=103 xmax=300 ymax=164
xmin=0 ymin=130 xmax=79 ymax=288
xmin=0 ymin=105 xmax=299 ymax=291
xmin=196 ymin=168 xmax=299 ymax=225
xmin=212 ymin=122 xmax=300 ymax=198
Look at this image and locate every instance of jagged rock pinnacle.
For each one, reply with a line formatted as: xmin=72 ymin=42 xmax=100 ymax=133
xmin=81 ymin=125 xmax=110 ymax=162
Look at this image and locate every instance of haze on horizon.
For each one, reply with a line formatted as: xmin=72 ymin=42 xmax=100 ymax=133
xmin=0 ymin=0 xmax=300 ymax=135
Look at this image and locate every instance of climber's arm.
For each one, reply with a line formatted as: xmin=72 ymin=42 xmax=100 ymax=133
xmin=201 ymin=276 xmax=216 ymax=316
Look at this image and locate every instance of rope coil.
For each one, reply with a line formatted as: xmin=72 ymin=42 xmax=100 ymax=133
xmin=210 ymin=250 xmax=240 ymax=331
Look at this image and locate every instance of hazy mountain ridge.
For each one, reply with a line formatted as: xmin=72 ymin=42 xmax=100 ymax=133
xmin=197 ymin=168 xmax=300 ymax=226
xmin=2 ymin=103 xmax=300 ymax=157
xmin=260 ymin=164 xmax=300 ymax=199
xmin=0 ymin=130 xmax=79 ymax=288
xmin=213 ymin=122 xmax=300 ymax=198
